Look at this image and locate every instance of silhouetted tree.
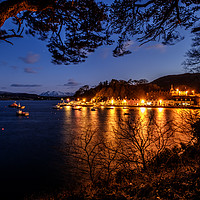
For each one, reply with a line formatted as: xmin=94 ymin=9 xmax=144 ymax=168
xmin=0 ymin=0 xmax=111 ymax=65
xmin=1 ymin=0 xmax=200 ymax=69
xmin=110 ymin=0 xmax=200 ymax=55
xmin=183 ymin=30 xmax=200 ymax=72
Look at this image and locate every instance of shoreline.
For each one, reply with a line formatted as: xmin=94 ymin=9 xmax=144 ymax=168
xmin=68 ymin=104 xmax=200 ymax=109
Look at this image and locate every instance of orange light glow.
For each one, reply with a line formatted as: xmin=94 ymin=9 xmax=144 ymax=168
xmin=141 ymin=99 xmax=145 ymax=104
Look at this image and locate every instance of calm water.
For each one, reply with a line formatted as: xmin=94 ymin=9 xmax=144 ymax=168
xmin=0 ymin=100 xmax=197 ymax=199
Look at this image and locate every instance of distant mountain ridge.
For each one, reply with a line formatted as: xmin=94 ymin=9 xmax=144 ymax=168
xmin=40 ymin=91 xmax=74 ymax=97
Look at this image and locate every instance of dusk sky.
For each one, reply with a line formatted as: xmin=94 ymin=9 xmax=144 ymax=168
xmin=0 ymin=2 xmax=193 ymax=95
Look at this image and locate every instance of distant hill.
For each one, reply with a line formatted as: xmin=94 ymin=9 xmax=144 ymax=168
xmin=0 ymin=91 xmax=40 ymax=100
xmin=40 ymin=91 xmax=74 ymax=97
xmin=151 ymin=73 xmax=200 ymax=92
xmin=74 ymin=73 xmax=200 ymax=100
xmin=0 ymin=91 xmax=61 ymax=100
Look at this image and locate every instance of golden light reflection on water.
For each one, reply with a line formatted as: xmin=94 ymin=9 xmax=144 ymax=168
xmin=62 ymin=107 xmax=121 ymax=143
xmin=61 ymin=106 xmax=200 ymax=146
xmin=139 ymin=107 xmax=146 ymax=114
xmin=156 ymin=107 xmax=165 ymax=125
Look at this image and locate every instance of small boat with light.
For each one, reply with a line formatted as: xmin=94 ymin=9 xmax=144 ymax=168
xmin=17 ymin=103 xmax=25 ymax=109
xmin=16 ymin=110 xmax=29 ymax=116
xmin=105 ymin=107 xmax=114 ymax=109
xmin=9 ymin=101 xmax=18 ymax=108
xmin=53 ymin=104 xmax=62 ymax=109
xmin=72 ymin=106 xmax=82 ymax=110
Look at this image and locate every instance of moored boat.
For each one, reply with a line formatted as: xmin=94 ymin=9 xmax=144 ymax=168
xmin=9 ymin=101 xmax=18 ymax=108
xmin=16 ymin=110 xmax=29 ymax=116
xmin=17 ymin=103 xmax=25 ymax=109
xmin=53 ymin=104 xmax=62 ymax=109
xmin=105 ymin=107 xmax=114 ymax=109
xmin=72 ymin=106 xmax=82 ymax=110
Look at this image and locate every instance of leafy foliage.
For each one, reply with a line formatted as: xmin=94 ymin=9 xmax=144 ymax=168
xmin=183 ymin=31 xmax=200 ymax=72
xmin=0 ymin=0 xmax=200 ymax=70
xmin=0 ymin=0 xmax=112 ymax=65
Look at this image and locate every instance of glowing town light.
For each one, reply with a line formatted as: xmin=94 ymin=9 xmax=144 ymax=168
xmin=159 ymin=99 xmax=162 ymax=105
xmin=141 ymin=99 xmax=145 ymax=104
xmin=123 ymin=99 xmax=127 ymax=103
xmin=77 ymin=98 xmax=79 ymax=101
xmin=192 ymin=90 xmax=195 ymax=95
xmin=186 ymin=91 xmax=188 ymax=95
xmin=83 ymin=98 xmax=86 ymax=102
xmin=158 ymin=107 xmax=163 ymax=112
xmin=67 ymin=98 xmax=70 ymax=102
xmin=111 ymin=99 xmax=114 ymax=105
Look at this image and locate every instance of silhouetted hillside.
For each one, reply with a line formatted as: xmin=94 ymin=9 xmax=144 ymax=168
xmin=74 ymin=79 xmax=163 ymax=100
xmin=151 ymin=73 xmax=200 ymax=92
xmin=74 ymin=73 xmax=200 ymax=100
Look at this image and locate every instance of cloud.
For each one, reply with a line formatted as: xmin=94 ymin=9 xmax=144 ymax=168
xmin=24 ymin=67 xmax=37 ymax=74
xmin=144 ymin=44 xmax=166 ymax=52
xmin=10 ymin=65 xmax=18 ymax=70
xmin=100 ymin=48 xmax=110 ymax=59
xmin=19 ymin=52 xmax=40 ymax=64
xmin=10 ymin=84 xmax=41 ymax=87
xmin=125 ymin=40 xmax=134 ymax=48
xmin=0 ymin=61 xmax=8 ymax=66
xmin=64 ymin=79 xmax=80 ymax=87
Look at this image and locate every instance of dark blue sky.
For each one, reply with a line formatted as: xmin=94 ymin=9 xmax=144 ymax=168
xmin=0 ymin=3 xmax=193 ymax=95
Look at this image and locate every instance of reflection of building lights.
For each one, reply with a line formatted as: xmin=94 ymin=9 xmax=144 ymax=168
xmin=147 ymin=102 xmax=151 ymax=105
xmin=158 ymin=108 xmax=163 ymax=112
xmin=140 ymin=107 xmax=146 ymax=113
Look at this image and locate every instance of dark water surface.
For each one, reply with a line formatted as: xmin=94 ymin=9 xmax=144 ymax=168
xmin=0 ymin=100 xmax=195 ymax=199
